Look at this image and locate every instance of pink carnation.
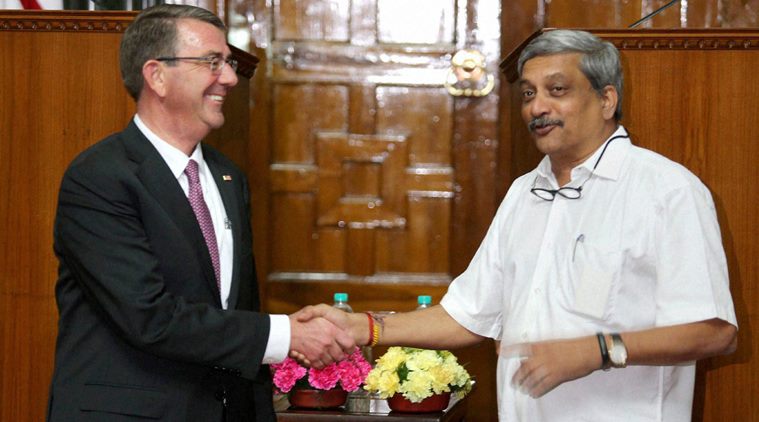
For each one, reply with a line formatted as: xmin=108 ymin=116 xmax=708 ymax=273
xmin=308 ymin=364 xmax=341 ymax=390
xmin=338 ymin=349 xmax=372 ymax=391
xmin=271 ymin=348 xmax=371 ymax=393
xmin=270 ymin=357 xmax=307 ymax=393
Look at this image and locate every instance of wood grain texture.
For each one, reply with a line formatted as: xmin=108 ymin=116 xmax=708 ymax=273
xmin=5 ymin=2 xmax=758 ymax=421
xmin=257 ymin=1 xmax=501 ymax=420
xmin=0 ymin=18 xmax=134 ymax=420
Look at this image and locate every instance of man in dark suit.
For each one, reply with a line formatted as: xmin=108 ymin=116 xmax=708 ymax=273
xmin=47 ymin=5 xmax=354 ymax=421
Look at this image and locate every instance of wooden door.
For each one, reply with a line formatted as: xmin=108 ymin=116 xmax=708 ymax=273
xmin=247 ymin=0 xmax=501 ymax=419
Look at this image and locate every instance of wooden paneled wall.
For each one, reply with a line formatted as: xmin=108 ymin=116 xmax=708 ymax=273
xmin=2 ymin=2 xmax=758 ymax=421
xmin=500 ymin=0 xmax=759 ymax=64
xmin=0 ymin=12 xmax=135 ymax=422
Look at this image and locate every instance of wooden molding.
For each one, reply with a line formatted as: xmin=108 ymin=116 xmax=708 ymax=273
xmin=500 ymin=28 xmax=759 ymax=83
xmin=0 ymin=10 xmax=258 ymax=78
xmin=0 ymin=10 xmax=134 ymax=32
xmin=592 ymin=29 xmax=759 ymax=50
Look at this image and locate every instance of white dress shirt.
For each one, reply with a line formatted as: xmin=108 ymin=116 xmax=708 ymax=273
xmin=441 ymin=126 xmax=737 ymax=422
xmin=134 ymin=115 xmax=289 ymax=364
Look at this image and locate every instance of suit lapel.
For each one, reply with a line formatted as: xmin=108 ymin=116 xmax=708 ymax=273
xmin=121 ymin=122 xmax=221 ymax=305
xmin=203 ymin=146 xmax=243 ymax=309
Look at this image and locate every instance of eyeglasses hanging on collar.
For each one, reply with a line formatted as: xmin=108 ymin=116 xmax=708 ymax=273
xmin=530 ymin=134 xmax=630 ymax=201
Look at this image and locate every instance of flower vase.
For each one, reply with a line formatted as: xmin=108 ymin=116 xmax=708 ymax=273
xmin=288 ymin=388 xmax=348 ymax=409
xmin=387 ymin=391 xmax=451 ymax=413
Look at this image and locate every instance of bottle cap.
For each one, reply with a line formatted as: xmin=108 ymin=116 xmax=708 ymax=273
xmin=334 ymin=292 xmax=349 ymax=302
xmin=418 ymin=295 xmax=432 ymax=305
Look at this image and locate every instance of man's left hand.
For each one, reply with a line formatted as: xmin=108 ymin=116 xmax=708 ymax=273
xmin=511 ymin=336 xmax=601 ymax=398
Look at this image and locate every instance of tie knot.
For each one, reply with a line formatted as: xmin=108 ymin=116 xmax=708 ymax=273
xmin=185 ymin=159 xmax=200 ymax=184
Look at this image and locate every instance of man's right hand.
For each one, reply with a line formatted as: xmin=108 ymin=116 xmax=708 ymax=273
xmin=288 ymin=310 xmax=355 ymax=369
xmin=296 ymin=304 xmax=369 ymax=345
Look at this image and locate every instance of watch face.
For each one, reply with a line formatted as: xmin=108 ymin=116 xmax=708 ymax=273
xmin=610 ymin=334 xmax=628 ymax=367
xmin=611 ymin=347 xmax=627 ymax=364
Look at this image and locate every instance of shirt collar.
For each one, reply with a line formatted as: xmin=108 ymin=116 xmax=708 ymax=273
xmin=586 ymin=125 xmax=631 ymax=181
xmin=535 ymin=125 xmax=631 ymax=184
xmin=133 ymin=114 xmax=205 ymax=179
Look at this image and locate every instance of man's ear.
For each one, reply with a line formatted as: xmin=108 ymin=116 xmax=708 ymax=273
xmin=600 ymin=85 xmax=619 ymax=120
xmin=142 ymin=60 xmax=168 ymax=98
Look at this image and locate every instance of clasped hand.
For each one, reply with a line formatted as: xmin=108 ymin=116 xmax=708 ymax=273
xmin=288 ymin=304 xmax=356 ymax=369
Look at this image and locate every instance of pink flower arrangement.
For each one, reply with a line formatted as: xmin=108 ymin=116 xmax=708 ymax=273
xmin=271 ymin=348 xmax=372 ymax=393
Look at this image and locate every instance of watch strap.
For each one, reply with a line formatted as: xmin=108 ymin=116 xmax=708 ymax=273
xmin=596 ymin=332 xmax=611 ymax=370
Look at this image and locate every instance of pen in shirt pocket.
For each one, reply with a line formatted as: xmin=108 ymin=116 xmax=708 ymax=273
xmin=572 ymin=234 xmax=585 ymax=262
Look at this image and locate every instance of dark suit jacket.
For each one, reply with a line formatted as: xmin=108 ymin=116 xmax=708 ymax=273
xmin=47 ymin=121 xmax=276 ymax=422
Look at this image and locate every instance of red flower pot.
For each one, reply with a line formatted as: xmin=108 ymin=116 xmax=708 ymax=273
xmin=387 ymin=392 xmax=451 ymax=413
xmin=288 ymin=388 xmax=348 ymax=409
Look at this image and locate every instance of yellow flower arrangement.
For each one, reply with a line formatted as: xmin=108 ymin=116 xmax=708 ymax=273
xmin=363 ymin=347 xmax=472 ymax=403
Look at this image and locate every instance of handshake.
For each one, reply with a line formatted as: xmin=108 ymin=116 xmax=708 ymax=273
xmin=287 ymin=304 xmax=369 ymax=369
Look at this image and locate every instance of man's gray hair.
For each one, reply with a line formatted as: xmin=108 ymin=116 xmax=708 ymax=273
xmin=518 ymin=30 xmax=624 ymax=121
xmin=120 ymin=4 xmax=225 ymax=101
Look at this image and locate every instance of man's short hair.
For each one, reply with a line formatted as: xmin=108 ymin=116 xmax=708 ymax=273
xmin=517 ymin=30 xmax=624 ymax=121
xmin=120 ymin=4 xmax=225 ymax=101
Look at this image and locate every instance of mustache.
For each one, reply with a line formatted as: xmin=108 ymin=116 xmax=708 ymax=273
xmin=528 ymin=116 xmax=564 ymax=132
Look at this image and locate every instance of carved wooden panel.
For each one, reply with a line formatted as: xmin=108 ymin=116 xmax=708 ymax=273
xmin=267 ymin=84 xmax=455 ymax=282
xmin=376 ymin=0 xmax=455 ymax=44
xmin=274 ymin=0 xmax=351 ymax=41
xmin=262 ymin=1 xmax=493 ymax=288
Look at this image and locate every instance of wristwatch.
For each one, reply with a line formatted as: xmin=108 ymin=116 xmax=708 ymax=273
xmin=596 ymin=333 xmax=611 ymax=370
xmin=609 ymin=333 xmax=628 ymax=368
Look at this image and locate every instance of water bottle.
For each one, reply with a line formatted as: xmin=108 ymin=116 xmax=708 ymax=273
xmin=333 ymin=293 xmax=369 ymax=411
xmin=333 ymin=292 xmax=353 ymax=313
xmin=417 ymin=295 xmax=432 ymax=309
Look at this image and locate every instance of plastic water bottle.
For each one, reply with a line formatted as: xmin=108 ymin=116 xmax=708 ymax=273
xmin=417 ymin=295 xmax=432 ymax=309
xmin=333 ymin=292 xmax=353 ymax=313
xmin=333 ymin=292 xmax=369 ymax=412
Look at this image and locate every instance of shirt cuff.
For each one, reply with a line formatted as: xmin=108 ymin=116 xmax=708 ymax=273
xmin=262 ymin=314 xmax=291 ymax=364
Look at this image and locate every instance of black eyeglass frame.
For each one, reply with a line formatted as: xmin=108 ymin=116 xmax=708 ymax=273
xmin=155 ymin=54 xmax=238 ymax=73
xmin=530 ymin=133 xmax=630 ymax=202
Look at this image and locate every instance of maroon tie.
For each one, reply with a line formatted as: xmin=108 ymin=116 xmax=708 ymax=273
xmin=185 ymin=159 xmax=220 ymax=290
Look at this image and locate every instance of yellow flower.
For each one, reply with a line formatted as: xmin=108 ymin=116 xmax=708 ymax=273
xmin=375 ymin=347 xmax=406 ymax=371
xmin=364 ymin=347 xmax=472 ymax=403
xmin=400 ymin=370 xmax=434 ymax=403
xmin=428 ymin=365 xmax=454 ymax=394
xmin=405 ymin=349 xmax=441 ymax=371
xmin=377 ymin=371 xmax=401 ymax=398
xmin=364 ymin=369 xmax=400 ymax=399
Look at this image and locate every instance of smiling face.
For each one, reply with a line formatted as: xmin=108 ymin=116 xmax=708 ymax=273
xmin=161 ymin=18 xmax=238 ymax=140
xmin=519 ymin=52 xmax=618 ymax=169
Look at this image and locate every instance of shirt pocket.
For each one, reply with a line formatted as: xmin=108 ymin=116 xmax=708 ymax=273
xmin=567 ymin=239 xmax=622 ymax=321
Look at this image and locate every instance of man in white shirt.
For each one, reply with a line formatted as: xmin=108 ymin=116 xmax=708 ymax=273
xmin=299 ymin=29 xmax=738 ymax=421
xmin=48 ymin=5 xmax=354 ymax=422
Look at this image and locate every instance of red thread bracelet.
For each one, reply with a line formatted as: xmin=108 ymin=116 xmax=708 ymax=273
xmin=365 ymin=312 xmax=374 ymax=347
